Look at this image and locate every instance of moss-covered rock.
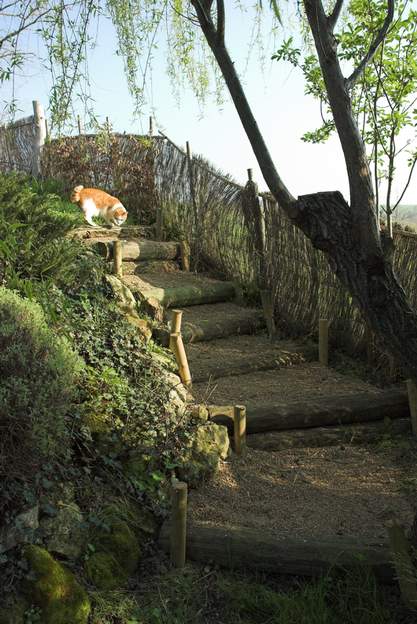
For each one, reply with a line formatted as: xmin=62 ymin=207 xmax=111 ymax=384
xmin=85 ymin=519 xmax=140 ymax=590
xmin=23 ymin=545 xmax=90 ymax=624
xmin=41 ymin=502 xmax=86 ymax=561
xmin=177 ymin=422 xmax=229 ymax=487
xmin=84 ymin=552 xmax=127 ymax=591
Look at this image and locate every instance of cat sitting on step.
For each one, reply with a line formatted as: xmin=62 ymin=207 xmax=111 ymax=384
xmin=71 ymin=186 xmax=128 ymax=228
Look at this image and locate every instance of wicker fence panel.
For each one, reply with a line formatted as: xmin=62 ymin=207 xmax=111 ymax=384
xmin=41 ymin=134 xmax=160 ymax=224
xmin=0 ymin=116 xmax=36 ymax=174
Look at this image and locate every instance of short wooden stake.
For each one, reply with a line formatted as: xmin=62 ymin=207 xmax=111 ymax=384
xmin=32 ymin=100 xmax=46 ymax=178
xmin=180 ymin=240 xmax=190 ymax=272
xmin=247 ymin=168 xmax=253 ymax=182
xmin=170 ymin=480 xmax=188 ymax=568
xmin=170 ymin=332 xmax=192 ymax=387
xmin=260 ymin=289 xmax=276 ymax=341
xmin=406 ymin=379 xmax=417 ymax=436
xmin=77 ymin=115 xmax=83 ymax=135
xmin=149 ymin=116 xmax=154 ymax=136
xmin=387 ymin=519 xmax=417 ymax=609
xmin=233 ymin=405 xmax=247 ymax=455
xmin=171 ymin=309 xmax=183 ymax=334
xmin=113 ymin=240 xmax=123 ymax=277
xmin=319 ymin=318 xmax=329 ymax=366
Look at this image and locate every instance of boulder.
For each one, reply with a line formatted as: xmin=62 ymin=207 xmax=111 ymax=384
xmin=105 ymin=275 xmax=152 ymax=341
xmin=23 ymin=545 xmax=90 ymax=624
xmin=41 ymin=502 xmax=85 ymax=561
xmin=177 ymin=422 xmax=229 ymax=487
xmin=85 ymin=519 xmax=140 ymax=590
xmin=0 ymin=506 xmax=39 ymax=554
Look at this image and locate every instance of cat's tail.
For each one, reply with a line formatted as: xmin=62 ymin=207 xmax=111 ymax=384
xmin=70 ymin=185 xmax=84 ymax=203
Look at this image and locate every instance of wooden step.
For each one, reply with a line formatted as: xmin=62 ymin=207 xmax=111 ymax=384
xmin=247 ymin=418 xmax=411 ymax=451
xmin=154 ymin=303 xmax=265 ymax=346
xmin=159 ymin=520 xmax=394 ymax=581
xmin=70 ymin=225 xmax=153 ymax=241
xmin=186 ymin=335 xmax=309 ymax=383
xmin=90 ymin=239 xmax=179 ymax=262
xmin=123 ymin=272 xmax=238 ymax=308
xmin=122 ymin=260 xmax=179 ymax=275
xmin=207 ymin=388 xmax=409 ymax=434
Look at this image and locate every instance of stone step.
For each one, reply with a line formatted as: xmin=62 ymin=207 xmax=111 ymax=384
xmin=123 ymin=271 xmax=238 ymax=308
xmin=154 ymin=302 xmax=266 ymax=346
xmin=186 ymin=335 xmax=310 ymax=383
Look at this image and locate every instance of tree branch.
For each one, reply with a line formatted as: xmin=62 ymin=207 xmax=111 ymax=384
xmin=346 ymin=0 xmax=395 ymax=90
xmin=393 ymin=153 xmax=417 ymax=211
xmin=327 ymin=0 xmax=344 ymax=31
xmin=0 ymin=6 xmax=52 ymax=49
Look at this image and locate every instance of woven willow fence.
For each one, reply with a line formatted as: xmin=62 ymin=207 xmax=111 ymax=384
xmin=155 ymin=134 xmax=417 ymax=356
xmin=42 ymin=133 xmax=161 ymax=224
xmin=0 ymin=116 xmax=36 ymax=174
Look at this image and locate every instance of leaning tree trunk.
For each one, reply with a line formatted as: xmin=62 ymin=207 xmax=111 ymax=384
xmin=190 ymin=0 xmax=417 ymax=380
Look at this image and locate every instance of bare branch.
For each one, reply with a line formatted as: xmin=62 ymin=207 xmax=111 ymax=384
xmin=327 ymin=0 xmax=345 ymax=31
xmin=393 ymin=153 xmax=417 ymax=211
xmin=346 ymin=0 xmax=395 ymax=90
xmin=0 ymin=6 xmax=52 ymax=49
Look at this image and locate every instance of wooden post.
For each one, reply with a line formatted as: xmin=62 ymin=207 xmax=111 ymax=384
xmin=170 ymin=332 xmax=192 ymax=387
xmin=170 ymin=480 xmax=188 ymax=568
xmin=180 ymin=240 xmax=190 ymax=272
xmin=386 ymin=519 xmax=417 ymax=609
xmin=233 ymin=405 xmax=247 ymax=455
xmin=319 ymin=318 xmax=329 ymax=366
xmin=186 ymin=140 xmax=199 ymax=266
xmin=406 ymin=379 xmax=417 ymax=436
xmin=45 ymin=118 xmax=49 ymax=141
xmin=113 ymin=240 xmax=123 ymax=277
xmin=32 ymin=101 xmax=46 ymax=178
xmin=77 ymin=115 xmax=83 ymax=135
xmin=149 ymin=116 xmax=154 ymax=136
xmin=260 ymin=289 xmax=276 ymax=341
xmin=247 ymin=168 xmax=253 ymax=182
xmin=171 ymin=309 xmax=183 ymax=334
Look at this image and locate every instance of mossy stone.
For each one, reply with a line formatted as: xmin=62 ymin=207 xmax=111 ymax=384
xmin=85 ymin=520 xmax=140 ymax=590
xmin=177 ymin=423 xmax=229 ymax=487
xmin=84 ymin=552 xmax=127 ymax=591
xmin=23 ymin=545 xmax=90 ymax=624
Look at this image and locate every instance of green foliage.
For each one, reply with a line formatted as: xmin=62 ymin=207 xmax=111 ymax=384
xmin=273 ymin=0 xmax=417 ymax=218
xmin=0 ymin=173 xmax=84 ymax=290
xmin=0 ymin=288 xmax=82 ymax=516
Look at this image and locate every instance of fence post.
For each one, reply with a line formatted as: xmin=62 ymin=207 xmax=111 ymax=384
xmin=171 ymin=309 xmax=183 ymax=334
xmin=180 ymin=240 xmax=190 ymax=271
xmin=32 ymin=101 xmax=46 ymax=178
xmin=319 ymin=318 xmax=329 ymax=366
xmin=170 ymin=480 xmax=188 ymax=568
xmin=186 ymin=140 xmax=199 ymax=267
xmin=149 ymin=116 xmax=154 ymax=136
xmin=77 ymin=115 xmax=83 ymax=135
xmin=233 ymin=405 xmax=247 ymax=455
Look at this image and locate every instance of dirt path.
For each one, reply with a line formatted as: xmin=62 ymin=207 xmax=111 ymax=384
xmin=188 ymin=445 xmax=417 ymax=543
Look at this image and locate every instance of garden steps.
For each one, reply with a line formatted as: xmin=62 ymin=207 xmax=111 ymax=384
xmin=186 ymin=334 xmax=310 ymax=383
xmin=154 ymin=302 xmax=266 ymax=346
xmin=70 ymin=224 xmax=153 ymax=241
xmin=123 ymin=271 xmax=238 ymax=308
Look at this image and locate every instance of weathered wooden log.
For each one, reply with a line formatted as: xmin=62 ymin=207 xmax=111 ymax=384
xmin=159 ymin=521 xmax=394 ymax=582
xmin=210 ymin=389 xmax=409 ymax=434
xmin=406 ymin=379 xmax=417 ymax=436
xmin=90 ymin=239 xmax=179 ymax=261
xmin=143 ymin=282 xmax=237 ymax=308
xmin=154 ymin=313 xmax=264 ymax=347
xmin=247 ymin=418 xmax=411 ymax=451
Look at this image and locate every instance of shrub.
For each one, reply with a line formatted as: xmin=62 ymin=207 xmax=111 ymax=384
xmin=0 ymin=288 xmax=82 ymax=515
xmin=0 ymin=172 xmax=84 ymax=290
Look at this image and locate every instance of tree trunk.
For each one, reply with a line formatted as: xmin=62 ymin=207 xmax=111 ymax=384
xmin=190 ymin=0 xmax=417 ymax=379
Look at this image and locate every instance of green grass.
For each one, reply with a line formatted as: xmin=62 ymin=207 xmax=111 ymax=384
xmin=89 ymin=564 xmax=402 ymax=624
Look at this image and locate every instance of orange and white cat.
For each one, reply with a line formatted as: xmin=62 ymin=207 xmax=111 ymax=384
xmin=71 ymin=186 xmax=128 ymax=227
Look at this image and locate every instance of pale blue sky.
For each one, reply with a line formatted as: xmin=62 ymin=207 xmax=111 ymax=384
xmin=4 ymin=2 xmax=416 ymax=203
